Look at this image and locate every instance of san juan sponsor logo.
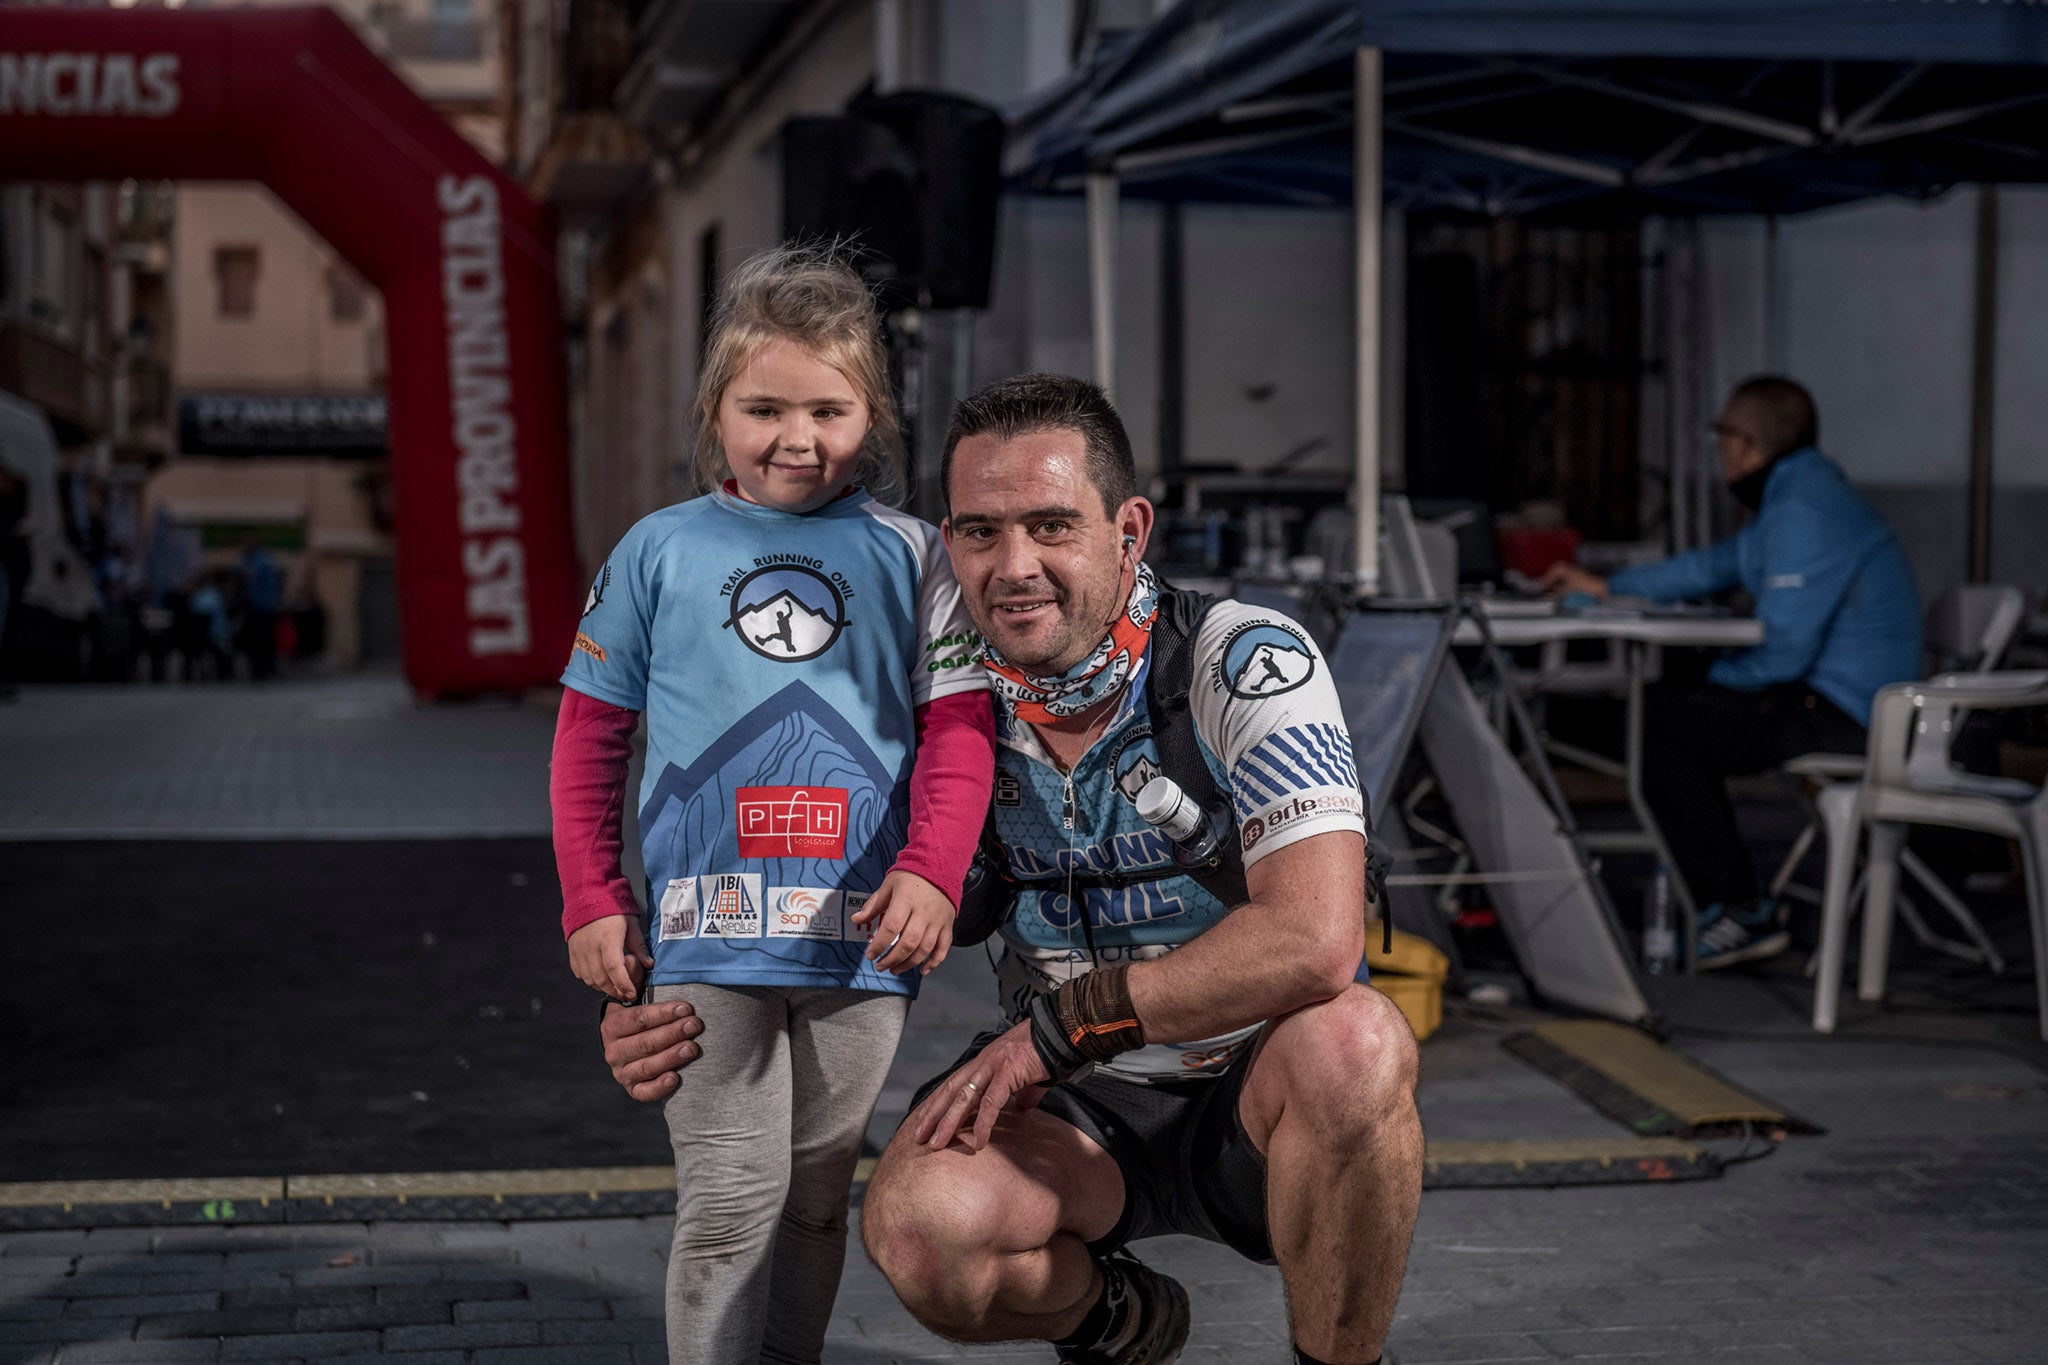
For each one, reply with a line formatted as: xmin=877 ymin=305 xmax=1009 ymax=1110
xmin=735 ymin=786 xmax=849 ymax=860
xmin=767 ymin=887 xmax=844 ymax=940
xmin=1213 ymin=619 xmax=1316 ymax=699
xmin=719 ymin=558 xmax=852 ymax=662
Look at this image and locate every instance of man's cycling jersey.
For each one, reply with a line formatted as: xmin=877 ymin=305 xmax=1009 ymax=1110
xmin=562 ymin=486 xmax=985 ymax=996
xmin=990 ymin=599 xmax=1367 ymax=1081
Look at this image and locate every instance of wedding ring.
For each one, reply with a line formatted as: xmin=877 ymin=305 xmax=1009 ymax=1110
xmin=962 ymin=1080 xmax=982 ymax=1097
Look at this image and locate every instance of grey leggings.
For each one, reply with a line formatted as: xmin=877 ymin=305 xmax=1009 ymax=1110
xmin=652 ymin=983 xmax=907 ymax=1365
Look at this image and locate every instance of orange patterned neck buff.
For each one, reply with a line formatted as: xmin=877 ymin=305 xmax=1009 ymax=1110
xmin=980 ymin=562 xmax=1160 ymax=725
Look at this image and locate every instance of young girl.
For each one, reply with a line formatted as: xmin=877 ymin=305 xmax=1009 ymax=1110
xmin=549 ymin=245 xmax=994 ymax=1365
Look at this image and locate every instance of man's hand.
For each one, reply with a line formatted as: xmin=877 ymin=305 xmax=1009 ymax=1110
xmin=568 ymin=914 xmax=653 ymax=1001
xmin=1539 ymin=561 xmax=1609 ymax=600
xmin=600 ymin=999 xmax=701 ymax=1103
xmin=908 ymin=1019 xmax=1051 ymax=1153
xmin=852 ymin=869 xmax=955 ymax=975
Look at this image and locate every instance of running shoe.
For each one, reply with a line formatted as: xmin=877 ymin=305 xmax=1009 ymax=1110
xmin=1055 ymin=1250 xmax=1191 ymax=1365
xmin=1694 ymin=899 xmax=1789 ymax=969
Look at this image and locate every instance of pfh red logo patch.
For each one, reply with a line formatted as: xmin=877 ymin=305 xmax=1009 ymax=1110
xmin=736 ymin=787 xmax=849 ymax=859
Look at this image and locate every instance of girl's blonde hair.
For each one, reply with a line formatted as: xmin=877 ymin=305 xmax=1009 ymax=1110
xmin=692 ymin=244 xmax=906 ymax=507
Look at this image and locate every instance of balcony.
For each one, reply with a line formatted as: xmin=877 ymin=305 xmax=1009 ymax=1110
xmin=0 ymin=317 xmax=110 ymax=442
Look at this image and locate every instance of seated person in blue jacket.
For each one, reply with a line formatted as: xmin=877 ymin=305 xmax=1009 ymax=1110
xmin=1544 ymin=375 xmax=1922 ymax=967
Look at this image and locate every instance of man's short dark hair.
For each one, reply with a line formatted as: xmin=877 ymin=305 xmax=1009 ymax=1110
xmin=1727 ymin=375 xmax=1818 ymax=460
xmin=941 ymin=373 xmax=1138 ymax=517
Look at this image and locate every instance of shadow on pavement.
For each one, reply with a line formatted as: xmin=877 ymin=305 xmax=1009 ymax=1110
xmin=0 ymin=840 xmax=670 ymax=1182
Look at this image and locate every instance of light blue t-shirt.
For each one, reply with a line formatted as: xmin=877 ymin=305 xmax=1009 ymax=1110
xmin=562 ymin=487 xmax=984 ymax=995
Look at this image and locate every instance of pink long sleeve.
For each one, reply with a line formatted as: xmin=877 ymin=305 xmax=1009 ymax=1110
xmin=889 ymin=691 xmax=998 ymax=908
xmin=550 ymin=686 xmax=642 ymax=940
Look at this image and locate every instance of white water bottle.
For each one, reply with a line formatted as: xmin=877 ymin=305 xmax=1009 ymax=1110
xmin=1137 ymin=775 xmax=1227 ymax=867
xmin=1642 ymin=863 xmax=1676 ymax=976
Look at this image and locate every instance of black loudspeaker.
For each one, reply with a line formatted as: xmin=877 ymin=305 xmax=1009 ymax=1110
xmin=781 ymin=90 xmax=1003 ymax=310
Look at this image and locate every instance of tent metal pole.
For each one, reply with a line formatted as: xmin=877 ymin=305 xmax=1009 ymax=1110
xmin=1355 ymin=45 xmax=1383 ymax=595
xmin=1968 ymin=184 xmax=1999 ymax=583
xmin=1087 ymin=169 xmax=1119 ymax=399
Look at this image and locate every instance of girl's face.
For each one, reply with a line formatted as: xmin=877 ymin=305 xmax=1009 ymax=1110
xmin=715 ymin=338 xmax=870 ymax=513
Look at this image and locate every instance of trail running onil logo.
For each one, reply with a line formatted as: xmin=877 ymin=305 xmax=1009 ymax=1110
xmin=724 ymin=565 xmax=848 ymax=663
xmin=1110 ymin=727 xmax=1162 ymax=808
xmin=1221 ymin=621 xmax=1316 ymax=700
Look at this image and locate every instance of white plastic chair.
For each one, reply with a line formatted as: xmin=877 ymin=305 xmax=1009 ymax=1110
xmin=1775 ymin=584 xmax=2026 ymax=974
xmin=1812 ymin=670 xmax=2048 ymax=1039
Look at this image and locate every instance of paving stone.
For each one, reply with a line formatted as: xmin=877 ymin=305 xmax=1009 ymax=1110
xmin=473 ymin=1349 xmax=635 ymax=1365
xmin=1394 ymin=1334 xmax=1559 ymax=1363
xmin=1 ymin=1233 xmax=91 ymax=1258
xmin=374 ymin=1279 xmax=526 ymax=1305
xmin=455 ymin=1297 xmax=608 ymax=1322
xmin=215 ymin=1329 xmax=377 ymax=1359
xmin=134 ymin=1308 xmax=295 ymax=1339
xmin=540 ymin=1318 xmax=665 ymax=1345
xmin=53 ymin=1279 xmax=151 ymax=1300
xmin=1531 ymin=1326 xmax=1711 ymax=1357
xmin=367 ymin=1245 xmax=518 ymax=1266
xmin=0 ymin=1298 xmax=67 ymax=1321
xmin=218 ymin=1285 xmax=374 ymax=1310
xmin=54 ymin=1343 xmax=222 ymax=1364
xmin=290 ymin=1301 xmax=451 ymax=1332
xmin=7 ymin=1318 xmax=139 ymax=1344
xmin=381 ymin=1320 xmax=541 ymax=1351
xmin=64 ymin=1294 xmax=219 ymax=1319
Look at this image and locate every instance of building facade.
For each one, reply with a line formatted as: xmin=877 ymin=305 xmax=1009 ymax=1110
xmin=144 ymin=0 xmax=506 ymax=671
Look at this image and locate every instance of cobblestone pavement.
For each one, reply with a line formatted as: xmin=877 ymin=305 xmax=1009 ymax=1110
xmin=4 ymin=677 xmax=2047 ymax=1362
xmin=0 ymin=676 xmax=557 ymax=840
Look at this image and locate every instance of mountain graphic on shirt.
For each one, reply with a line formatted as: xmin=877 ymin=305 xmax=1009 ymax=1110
xmin=736 ymin=591 xmax=839 ymax=657
xmin=1236 ymin=641 xmax=1313 ymax=695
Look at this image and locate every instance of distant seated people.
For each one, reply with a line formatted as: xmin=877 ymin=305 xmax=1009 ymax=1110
xmin=1543 ymin=375 xmax=1922 ymax=967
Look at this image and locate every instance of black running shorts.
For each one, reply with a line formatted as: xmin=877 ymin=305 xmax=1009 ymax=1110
xmin=909 ymin=1025 xmax=1274 ymax=1264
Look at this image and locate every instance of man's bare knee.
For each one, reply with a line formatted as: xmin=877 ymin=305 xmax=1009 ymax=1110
xmin=1275 ymin=985 xmax=1420 ymax=1141
xmin=862 ymin=1147 xmax=1008 ymax=1333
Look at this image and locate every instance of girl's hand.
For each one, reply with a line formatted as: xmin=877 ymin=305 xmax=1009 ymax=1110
xmin=853 ymin=870 xmax=956 ymax=975
xmin=568 ymin=914 xmax=653 ymax=1001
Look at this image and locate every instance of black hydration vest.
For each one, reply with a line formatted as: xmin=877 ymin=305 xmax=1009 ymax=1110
xmin=954 ymin=585 xmax=1248 ymax=947
xmin=952 ymin=584 xmax=1392 ymax=954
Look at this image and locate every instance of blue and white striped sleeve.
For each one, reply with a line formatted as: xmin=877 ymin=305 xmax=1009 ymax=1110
xmin=1190 ymin=600 xmax=1368 ymax=868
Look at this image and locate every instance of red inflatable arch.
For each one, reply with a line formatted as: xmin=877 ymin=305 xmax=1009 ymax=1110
xmin=0 ymin=6 xmax=577 ymax=697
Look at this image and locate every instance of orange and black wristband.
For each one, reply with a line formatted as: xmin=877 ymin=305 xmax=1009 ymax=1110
xmin=1058 ymin=965 xmax=1146 ymax=1062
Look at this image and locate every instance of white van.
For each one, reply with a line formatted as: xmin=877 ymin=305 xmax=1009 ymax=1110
xmin=0 ymin=390 xmax=96 ymax=623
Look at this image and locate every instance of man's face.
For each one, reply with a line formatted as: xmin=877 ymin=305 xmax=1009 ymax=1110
xmin=942 ymin=427 xmax=1150 ymax=676
xmin=1712 ymin=402 xmax=1767 ymax=486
